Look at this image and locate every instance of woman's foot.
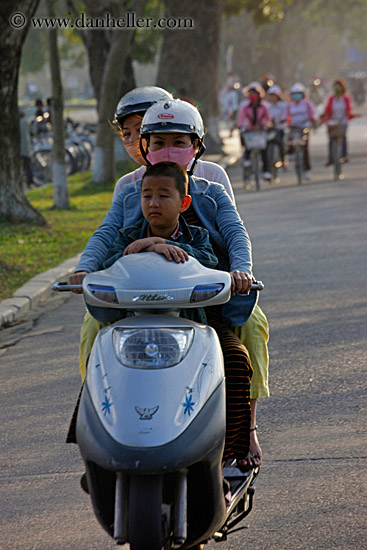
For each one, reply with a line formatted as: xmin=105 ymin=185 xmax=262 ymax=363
xmin=237 ymin=427 xmax=262 ymax=470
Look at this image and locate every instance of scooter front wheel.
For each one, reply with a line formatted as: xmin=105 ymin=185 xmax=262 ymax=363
xmin=129 ymin=474 xmax=163 ymax=550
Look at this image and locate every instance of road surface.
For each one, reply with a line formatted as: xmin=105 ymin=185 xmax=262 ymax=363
xmin=1 ymin=115 xmax=366 ymax=549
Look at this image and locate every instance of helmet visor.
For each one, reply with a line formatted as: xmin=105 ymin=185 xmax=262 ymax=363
xmin=140 ymin=121 xmax=199 ymax=136
xmin=116 ymin=101 xmax=155 ymax=125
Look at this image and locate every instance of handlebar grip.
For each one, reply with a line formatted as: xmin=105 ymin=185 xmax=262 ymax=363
xmin=251 ymin=281 xmax=264 ymax=291
xmin=51 ymin=282 xmax=82 ymax=292
xmin=237 ymin=281 xmax=264 ymax=295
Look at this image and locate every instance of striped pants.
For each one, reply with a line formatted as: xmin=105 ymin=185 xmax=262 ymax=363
xmin=206 ymin=307 xmax=253 ymax=460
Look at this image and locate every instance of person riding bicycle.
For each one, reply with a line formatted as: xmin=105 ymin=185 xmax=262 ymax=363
xmin=267 ymin=85 xmax=287 ymax=169
xmin=320 ymin=78 xmax=355 ymax=167
xmin=283 ymin=83 xmax=317 ymax=181
xmin=237 ymin=81 xmax=272 ymax=181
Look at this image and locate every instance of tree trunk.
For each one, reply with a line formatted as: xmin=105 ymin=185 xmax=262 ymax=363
xmin=92 ymin=26 xmax=137 ymax=183
xmin=47 ymin=0 xmax=69 ymax=209
xmin=82 ymin=0 xmax=147 ymax=184
xmin=0 ymin=0 xmax=45 ymax=225
xmin=156 ymin=0 xmax=224 ymax=152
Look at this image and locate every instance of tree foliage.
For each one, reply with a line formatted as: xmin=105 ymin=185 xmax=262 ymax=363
xmin=20 ymin=28 xmax=47 ymax=74
xmin=301 ymin=0 xmax=367 ymax=46
xmin=131 ymin=0 xmax=163 ymax=63
xmin=224 ymin=0 xmax=293 ymax=24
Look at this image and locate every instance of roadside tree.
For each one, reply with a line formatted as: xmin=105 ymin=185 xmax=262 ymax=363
xmin=0 ymin=0 xmax=45 ymax=225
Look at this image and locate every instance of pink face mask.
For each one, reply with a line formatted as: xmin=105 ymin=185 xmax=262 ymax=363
xmin=146 ymin=146 xmax=196 ymax=168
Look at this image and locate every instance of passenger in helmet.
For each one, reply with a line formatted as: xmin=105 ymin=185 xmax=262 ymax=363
xmin=71 ymin=93 xmax=269 ymax=469
xmin=114 ymin=86 xmax=173 ymax=166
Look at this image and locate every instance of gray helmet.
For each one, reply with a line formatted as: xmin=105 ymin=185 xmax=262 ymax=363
xmin=115 ymin=86 xmax=173 ymax=126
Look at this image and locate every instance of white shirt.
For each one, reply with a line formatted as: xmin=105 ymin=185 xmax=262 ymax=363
xmin=268 ymin=101 xmax=287 ymax=129
xmin=112 ymin=159 xmax=236 ymax=205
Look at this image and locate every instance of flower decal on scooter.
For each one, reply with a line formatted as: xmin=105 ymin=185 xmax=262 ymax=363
xmin=182 ymin=392 xmax=195 ymax=416
xmin=101 ymin=396 xmax=113 ymax=416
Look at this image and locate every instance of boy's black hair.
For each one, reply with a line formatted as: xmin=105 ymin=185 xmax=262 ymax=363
xmin=141 ymin=161 xmax=189 ymax=197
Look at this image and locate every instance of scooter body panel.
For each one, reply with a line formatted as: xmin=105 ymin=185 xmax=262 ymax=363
xmin=85 ymin=315 xmax=224 ymax=448
xmin=66 ymin=255 xmax=259 ymax=547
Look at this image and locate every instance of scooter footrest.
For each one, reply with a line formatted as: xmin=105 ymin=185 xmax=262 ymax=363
xmin=222 ymin=467 xmax=252 ymax=480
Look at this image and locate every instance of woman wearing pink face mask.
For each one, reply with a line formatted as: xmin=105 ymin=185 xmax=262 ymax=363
xmin=237 ymin=81 xmax=271 ymax=181
xmin=113 ymin=87 xmax=236 ymax=204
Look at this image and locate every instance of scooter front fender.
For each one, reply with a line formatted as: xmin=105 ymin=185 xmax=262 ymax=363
xmin=77 ymin=379 xmax=225 ymax=474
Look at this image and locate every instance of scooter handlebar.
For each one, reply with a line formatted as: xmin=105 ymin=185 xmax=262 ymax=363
xmin=51 ymin=281 xmax=83 ymax=291
xmin=251 ymin=280 xmax=264 ymax=291
xmin=52 ymin=280 xmax=264 ymax=293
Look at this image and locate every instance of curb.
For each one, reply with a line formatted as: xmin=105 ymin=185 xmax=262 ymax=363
xmin=0 ymin=152 xmax=241 ymax=330
xmin=0 ymin=254 xmax=81 ymax=329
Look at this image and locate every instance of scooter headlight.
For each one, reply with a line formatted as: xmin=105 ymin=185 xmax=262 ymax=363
xmin=113 ymin=328 xmax=194 ymax=369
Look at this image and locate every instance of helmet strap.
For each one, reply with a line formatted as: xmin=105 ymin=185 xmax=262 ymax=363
xmin=139 ymin=136 xmax=152 ymax=166
xmin=187 ymin=139 xmax=205 ymax=176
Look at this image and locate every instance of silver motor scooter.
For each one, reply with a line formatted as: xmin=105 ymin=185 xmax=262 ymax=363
xmin=53 ymin=253 xmax=262 ymax=549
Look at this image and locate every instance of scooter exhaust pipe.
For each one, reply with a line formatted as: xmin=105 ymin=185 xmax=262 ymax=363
xmin=113 ymin=472 xmax=129 ymax=544
xmin=173 ymin=470 xmax=187 ymax=546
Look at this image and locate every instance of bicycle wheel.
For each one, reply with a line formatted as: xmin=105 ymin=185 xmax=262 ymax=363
xmin=32 ymin=149 xmax=53 ymax=183
xmin=242 ymin=153 xmax=252 ymax=190
xmin=269 ymin=142 xmax=281 ymax=184
xmin=333 ymin=138 xmax=343 ymax=181
xmin=253 ymin=151 xmax=261 ymax=191
xmin=295 ymin=148 xmax=302 ymax=185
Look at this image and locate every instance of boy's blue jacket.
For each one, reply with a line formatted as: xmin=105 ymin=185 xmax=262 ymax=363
xmin=76 ymin=176 xmax=257 ymax=326
xmin=103 ymin=216 xmax=218 ymax=270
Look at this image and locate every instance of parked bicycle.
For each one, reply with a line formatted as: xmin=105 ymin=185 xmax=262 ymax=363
xmin=286 ymin=126 xmax=310 ymax=185
xmin=28 ymin=117 xmax=95 ymax=186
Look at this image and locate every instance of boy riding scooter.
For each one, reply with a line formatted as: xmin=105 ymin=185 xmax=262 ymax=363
xmin=64 ymin=161 xmax=260 ymax=547
xmin=69 ymin=160 xmax=254 ymax=469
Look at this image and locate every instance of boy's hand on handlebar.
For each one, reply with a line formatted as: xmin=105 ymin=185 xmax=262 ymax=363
xmin=123 ymin=237 xmax=165 ymax=256
xmin=230 ymin=271 xmax=252 ymax=295
xmin=68 ymin=271 xmax=88 ymax=294
xmin=148 ymin=243 xmax=189 ymax=263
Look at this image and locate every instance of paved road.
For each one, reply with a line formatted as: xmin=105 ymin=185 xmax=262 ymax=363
xmin=1 ymin=119 xmax=366 ymax=549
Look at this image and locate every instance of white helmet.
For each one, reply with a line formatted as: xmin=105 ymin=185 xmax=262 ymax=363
xmin=140 ymin=99 xmax=206 ymax=172
xmin=115 ymin=86 xmax=173 ymax=126
xmin=244 ymin=81 xmax=265 ymax=98
xmin=290 ymin=83 xmax=305 ymax=94
xmin=267 ymin=85 xmax=282 ymax=98
xmin=140 ymin=98 xmax=205 ymax=140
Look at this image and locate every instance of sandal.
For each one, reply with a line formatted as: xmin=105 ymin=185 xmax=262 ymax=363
xmin=236 ymin=426 xmax=262 ymax=471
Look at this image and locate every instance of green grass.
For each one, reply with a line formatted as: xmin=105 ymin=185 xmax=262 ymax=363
xmin=0 ymin=163 xmax=135 ymax=302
